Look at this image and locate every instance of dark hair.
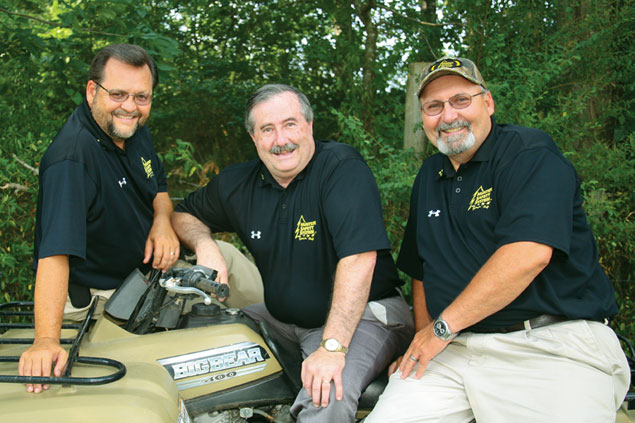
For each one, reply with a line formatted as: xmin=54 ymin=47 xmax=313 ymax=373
xmin=245 ymin=84 xmax=313 ymax=134
xmin=89 ymin=44 xmax=159 ymax=88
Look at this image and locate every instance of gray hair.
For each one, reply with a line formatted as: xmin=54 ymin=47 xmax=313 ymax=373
xmin=89 ymin=44 xmax=159 ymax=88
xmin=245 ymin=84 xmax=314 ymax=135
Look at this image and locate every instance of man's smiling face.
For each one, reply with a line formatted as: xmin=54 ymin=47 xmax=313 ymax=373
xmin=249 ymin=91 xmax=315 ymax=188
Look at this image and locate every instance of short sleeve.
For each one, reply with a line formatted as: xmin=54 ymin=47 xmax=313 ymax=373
xmin=153 ymin=149 xmax=168 ymax=192
xmin=396 ymin=170 xmax=424 ymax=280
xmin=174 ymin=175 xmax=233 ymax=233
xmin=494 ymin=148 xmax=576 ymax=255
xmin=37 ymin=160 xmax=96 ymax=260
xmin=321 ymin=158 xmax=391 ymax=258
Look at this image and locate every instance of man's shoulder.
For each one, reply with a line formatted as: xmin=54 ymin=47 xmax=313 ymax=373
xmin=316 ymin=139 xmax=364 ymax=162
xmin=496 ymin=123 xmax=556 ymax=150
xmin=41 ymin=110 xmax=100 ymax=171
xmin=215 ymin=158 xmax=262 ymax=186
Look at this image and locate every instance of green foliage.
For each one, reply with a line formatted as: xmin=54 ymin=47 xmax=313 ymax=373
xmin=0 ymin=1 xmax=632 ymax=341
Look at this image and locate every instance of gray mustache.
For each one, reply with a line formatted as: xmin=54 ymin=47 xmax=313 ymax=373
xmin=270 ymin=144 xmax=298 ymax=154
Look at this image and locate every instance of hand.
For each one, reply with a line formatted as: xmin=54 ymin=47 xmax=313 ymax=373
xmin=18 ymin=337 xmax=68 ymax=393
xmin=301 ymin=347 xmax=346 ymax=408
xmin=387 ymin=355 xmax=404 ymax=377
xmin=398 ymin=323 xmax=450 ymax=379
xmin=144 ymin=216 xmax=180 ymax=271
xmin=195 ymin=246 xmax=230 ymax=302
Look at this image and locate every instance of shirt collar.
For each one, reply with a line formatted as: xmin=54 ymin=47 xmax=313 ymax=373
xmin=78 ymin=98 xmax=136 ymax=153
xmin=434 ymin=117 xmax=497 ymax=180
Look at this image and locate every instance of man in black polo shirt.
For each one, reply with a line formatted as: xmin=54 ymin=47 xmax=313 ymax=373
xmin=172 ymin=84 xmax=413 ymax=422
xmin=366 ymin=57 xmax=630 ymax=422
xmin=18 ymin=44 xmax=180 ymax=393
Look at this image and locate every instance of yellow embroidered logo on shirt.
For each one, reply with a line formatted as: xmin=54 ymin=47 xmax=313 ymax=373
xmin=141 ymin=157 xmax=154 ymax=179
xmin=467 ymin=186 xmax=493 ymax=211
xmin=295 ymin=215 xmax=317 ymax=241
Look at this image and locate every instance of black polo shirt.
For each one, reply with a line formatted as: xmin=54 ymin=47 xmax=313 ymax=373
xmin=176 ymin=140 xmax=402 ymax=328
xmin=397 ymin=118 xmax=617 ymax=330
xmin=34 ymin=99 xmax=167 ymax=290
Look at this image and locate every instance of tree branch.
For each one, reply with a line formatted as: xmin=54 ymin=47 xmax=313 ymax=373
xmin=0 ymin=183 xmax=29 ymax=193
xmin=13 ymin=154 xmax=39 ymax=175
xmin=375 ymin=4 xmax=462 ymax=27
xmin=0 ymin=7 xmax=123 ymax=37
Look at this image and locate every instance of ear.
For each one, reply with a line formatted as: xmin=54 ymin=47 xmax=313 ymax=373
xmin=86 ymin=80 xmax=97 ymax=107
xmin=485 ymin=91 xmax=495 ymax=116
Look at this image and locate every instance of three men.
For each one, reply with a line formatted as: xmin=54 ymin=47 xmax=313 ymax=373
xmin=171 ymin=84 xmax=413 ymax=422
xmin=365 ymin=57 xmax=630 ymax=422
xmin=19 ymin=44 xmax=180 ymax=392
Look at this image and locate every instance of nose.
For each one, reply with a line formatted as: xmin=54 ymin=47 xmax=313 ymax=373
xmin=119 ymin=95 xmax=138 ymax=112
xmin=441 ymin=100 xmax=459 ymax=122
xmin=273 ymin=127 xmax=286 ymax=145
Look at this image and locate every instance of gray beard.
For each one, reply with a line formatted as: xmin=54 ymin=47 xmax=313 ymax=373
xmin=107 ymin=120 xmax=139 ymax=140
xmin=436 ymin=121 xmax=476 ymax=156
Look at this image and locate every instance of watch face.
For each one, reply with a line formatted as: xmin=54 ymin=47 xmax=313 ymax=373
xmin=325 ymin=339 xmax=339 ymax=351
xmin=434 ymin=321 xmax=447 ymax=337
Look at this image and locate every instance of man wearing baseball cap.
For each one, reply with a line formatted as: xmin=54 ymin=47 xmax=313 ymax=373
xmin=365 ymin=57 xmax=630 ymax=422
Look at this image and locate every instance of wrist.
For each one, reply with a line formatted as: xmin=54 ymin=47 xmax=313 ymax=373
xmin=432 ymin=314 xmax=459 ymax=341
xmin=320 ymin=338 xmax=349 ymax=354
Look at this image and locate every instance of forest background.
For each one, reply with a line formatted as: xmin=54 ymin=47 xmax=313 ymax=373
xmin=0 ymin=1 xmax=633 ymax=342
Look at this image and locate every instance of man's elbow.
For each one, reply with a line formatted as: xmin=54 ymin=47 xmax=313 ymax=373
xmin=531 ymin=242 xmax=553 ymax=272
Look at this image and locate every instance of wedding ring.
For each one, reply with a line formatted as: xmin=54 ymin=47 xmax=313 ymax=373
xmin=408 ymin=354 xmax=419 ymax=362
xmin=169 ymin=251 xmax=175 ymax=255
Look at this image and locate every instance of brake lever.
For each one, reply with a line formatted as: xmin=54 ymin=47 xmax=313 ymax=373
xmin=160 ymin=277 xmax=213 ymax=305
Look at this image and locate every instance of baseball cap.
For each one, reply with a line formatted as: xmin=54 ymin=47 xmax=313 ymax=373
xmin=416 ymin=57 xmax=487 ymax=97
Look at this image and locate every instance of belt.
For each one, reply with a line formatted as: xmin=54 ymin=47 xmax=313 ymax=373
xmin=467 ymin=314 xmax=569 ymax=334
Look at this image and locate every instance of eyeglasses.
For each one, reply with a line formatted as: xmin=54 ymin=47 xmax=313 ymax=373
xmin=93 ymin=81 xmax=153 ymax=106
xmin=421 ymin=91 xmax=487 ymax=116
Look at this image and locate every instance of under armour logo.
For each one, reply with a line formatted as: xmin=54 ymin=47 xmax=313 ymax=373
xmin=428 ymin=209 xmax=441 ymax=217
xmin=118 ymin=178 xmax=127 ymax=188
xmin=250 ymin=231 xmax=261 ymax=239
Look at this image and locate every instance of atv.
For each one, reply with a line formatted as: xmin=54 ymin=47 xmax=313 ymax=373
xmin=0 ymin=266 xmax=633 ymax=422
xmin=0 ymin=266 xmax=388 ymax=422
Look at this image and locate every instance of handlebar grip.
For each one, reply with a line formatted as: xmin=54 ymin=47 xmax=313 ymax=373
xmin=194 ymin=278 xmax=229 ymax=299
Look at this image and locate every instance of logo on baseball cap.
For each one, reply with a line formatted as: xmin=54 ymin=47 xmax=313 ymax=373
xmin=416 ymin=57 xmax=487 ymax=97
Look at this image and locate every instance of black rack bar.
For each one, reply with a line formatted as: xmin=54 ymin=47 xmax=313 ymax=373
xmin=0 ymin=298 xmax=127 ymax=387
xmin=0 ymin=356 xmax=126 ymax=385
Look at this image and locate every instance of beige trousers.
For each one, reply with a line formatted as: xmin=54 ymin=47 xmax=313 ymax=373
xmin=365 ymin=320 xmax=630 ymax=423
xmin=63 ymin=240 xmax=264 ymax=321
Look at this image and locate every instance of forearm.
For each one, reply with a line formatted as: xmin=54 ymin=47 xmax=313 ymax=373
xmin=412 ymin=279 xmax=432 ymax=332
xmin=33 ymin=255 xmax=70 ymax=341
xmin=171 ymin=211 xmax=218 ymax=252
xmin=152 ymin=192 xmax=173 ymax=223
xmin=442 ymin=241 xmax=553 ymax=332
xmin=322 ymin=251 xmax=376 ymax=347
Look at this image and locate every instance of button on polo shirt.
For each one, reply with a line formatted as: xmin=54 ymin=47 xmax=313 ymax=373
xmin=177 ymin=140 xmax=402 ymax=328
xmin=34 ymin=99 xmax=167 ymax=290
xmin=397 ymin=118 xmax=617 ymax=329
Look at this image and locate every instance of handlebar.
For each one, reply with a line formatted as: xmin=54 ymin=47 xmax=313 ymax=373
xmin=160 ymin=266 xmax=229 ymax=304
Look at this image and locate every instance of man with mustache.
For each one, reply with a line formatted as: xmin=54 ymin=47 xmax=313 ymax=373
xmin=18 ymin=44 xmax=180 ymax=393
xmin=171 ymin=84 xmax=414 ymax=422
xmin=365 ymin=57 xmax=630 ymax=422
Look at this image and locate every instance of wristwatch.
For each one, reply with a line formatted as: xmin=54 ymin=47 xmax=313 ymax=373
xmin=432 ymin=316 xmax=458 ymax=341
xmin=320 ymin=338 xmax=349 ymax=354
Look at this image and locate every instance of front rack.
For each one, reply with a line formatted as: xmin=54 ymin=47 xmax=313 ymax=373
xmin=0 ymin=299 xmax=126 ymax=386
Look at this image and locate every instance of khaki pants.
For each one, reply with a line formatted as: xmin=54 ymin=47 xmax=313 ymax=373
xmin=63 ymin=240 xmax=264 ymax=321
xmin=365 ymin=320 xmax=630 ymax=423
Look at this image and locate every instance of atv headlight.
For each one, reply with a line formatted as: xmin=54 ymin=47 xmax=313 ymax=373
xmin=177 ymin=397 xmax=192 ymax=423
